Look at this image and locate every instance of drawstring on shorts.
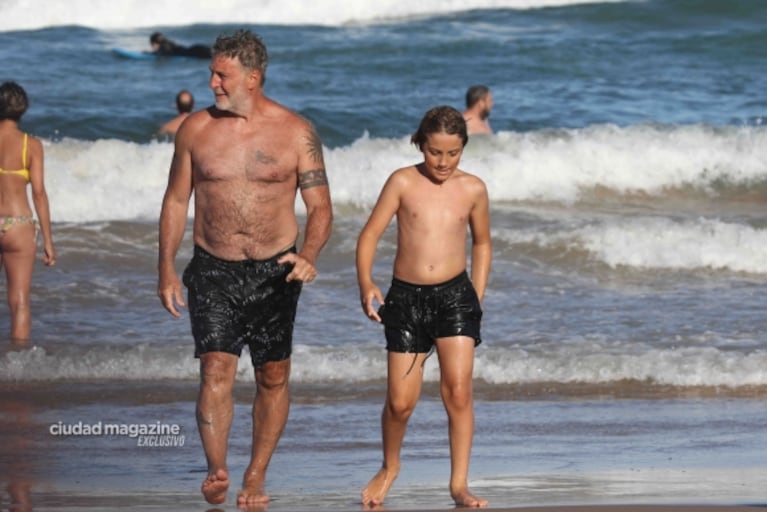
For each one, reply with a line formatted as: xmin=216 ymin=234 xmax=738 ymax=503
xmin=402 ymin=286 xmax=437 ymax=378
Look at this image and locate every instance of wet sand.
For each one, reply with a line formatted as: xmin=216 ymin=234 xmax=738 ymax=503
xmin=441 ymin=507 xmax=765 ymax=512
xmin=4 ymin=495 xmax=764 ymax=512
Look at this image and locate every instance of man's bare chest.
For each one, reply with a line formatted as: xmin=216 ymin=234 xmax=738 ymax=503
xmin=193 ymin=137 xmax=297 ymax=184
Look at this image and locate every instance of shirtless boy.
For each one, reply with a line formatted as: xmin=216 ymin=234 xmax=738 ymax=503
xmin=356 ymin=105 xmax=491 ymax=508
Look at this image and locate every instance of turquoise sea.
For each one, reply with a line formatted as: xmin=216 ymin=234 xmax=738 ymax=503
xmin=1 ymin=0 xmax=766 ymax=510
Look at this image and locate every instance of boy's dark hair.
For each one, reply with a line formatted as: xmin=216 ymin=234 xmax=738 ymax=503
xmin=0 ymin=82 xmax=29 ymax=121
xmin=411 ymin=105 xmax=468 ymax=149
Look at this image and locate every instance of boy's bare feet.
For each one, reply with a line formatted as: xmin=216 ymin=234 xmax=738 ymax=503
xmin=361 ymin=466 xmax=399 ymax=507
xmin=451 ymin=487 xmax=488 ymax=508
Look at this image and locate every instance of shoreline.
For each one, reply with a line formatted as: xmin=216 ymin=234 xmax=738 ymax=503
xmin=3 ymin=488 xmax=765 ymax=512
xmin=4 ymin=477 xmax=765 ymax=512
xmin=2 ymin=378 xmax=767 ymax=405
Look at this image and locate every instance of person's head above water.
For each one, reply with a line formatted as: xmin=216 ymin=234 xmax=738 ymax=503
xmin=176 ymin=90 xmax=194 ymax=114
xmin=410 ymin=105 xmax=469 ymax=150
xmin=150 ymin=32 xmax=167 ymax=45
xmin=0 ymin=81 xmax=29 ymax=121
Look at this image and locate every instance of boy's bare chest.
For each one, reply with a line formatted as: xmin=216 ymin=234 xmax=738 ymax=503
xmin=401 ymin=191 xmax=470 ymax=228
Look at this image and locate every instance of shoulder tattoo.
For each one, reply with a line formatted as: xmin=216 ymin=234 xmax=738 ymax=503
xmin=299 ymin=168 xmax=328 ymax=190
xmin=305 ymin=129 xmax=325 ymax=166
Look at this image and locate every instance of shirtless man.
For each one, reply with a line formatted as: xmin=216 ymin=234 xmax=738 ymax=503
xmin=157 ymin=29 xmax=332 ymax=506
xmin=357 ymin=106 xmax=491 ymax=508
xmin=462 ymin=85 xmax=493 ymax=135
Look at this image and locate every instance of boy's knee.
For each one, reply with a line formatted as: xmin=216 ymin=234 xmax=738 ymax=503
xmin=442 ymin=383 xmax=472 ymax=409
xmin=386 ymin=397 xmax=416 ymax=420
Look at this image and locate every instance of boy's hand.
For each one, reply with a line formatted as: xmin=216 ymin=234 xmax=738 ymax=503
xmin=360 ymin=284 xmax=384 ymax=322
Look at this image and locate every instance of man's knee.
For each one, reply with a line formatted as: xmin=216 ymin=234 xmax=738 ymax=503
xmin=255 ymin=359 xmax=290 ymax=390
xmin=199 ymin=352 xmax=238 ymax=391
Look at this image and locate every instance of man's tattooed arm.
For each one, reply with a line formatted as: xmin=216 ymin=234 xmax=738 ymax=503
xmin=299 ymin=168 xmax=328 ymax=190
xmin=299 ymin=127 xmax=328 ymax=190
xmin=305 ymin=129 xmax=325 ymax=165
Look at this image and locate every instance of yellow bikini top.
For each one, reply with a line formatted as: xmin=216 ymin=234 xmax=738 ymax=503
xmin=0 ymin=133 xmax=31 ymax=182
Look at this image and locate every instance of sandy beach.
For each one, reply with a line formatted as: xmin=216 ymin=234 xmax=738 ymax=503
xmin=347 ymin=506 xmax=727 ymax=511
xmin=432 ymin=508 xmax=763 ymax=512
xmin=4 ymin=485 xmax=765 ymax=512
xmin=3 ymin=381 xmax=766 ymax=512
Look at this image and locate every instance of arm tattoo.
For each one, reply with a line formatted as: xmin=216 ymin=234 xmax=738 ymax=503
xmin=305 ymin=130 xmax=325 ymax=165
xmin=299 ymin=168 xmax=328 ymax=190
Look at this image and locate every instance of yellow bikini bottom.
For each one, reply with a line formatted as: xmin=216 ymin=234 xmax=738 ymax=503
xmin=0 ymin=215 xmax=37 ymax=237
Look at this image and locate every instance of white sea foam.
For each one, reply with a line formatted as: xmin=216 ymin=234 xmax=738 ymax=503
xmin=40 ymin=124 xmax=767 ymax=222
xmin=497 ymin=216 xmax=767 ymax=274
xmin=577 ymin=217 xmax=767 ymax=273
xmin=473 ymin=123 xmax=767 ymax=203
xmin=2 ymin=341 xmax=765 ymax=387
xmin=474 ymin=346 xmax=767 ymax=388
xmin=0 ymin=0 xmax=628 ymax=31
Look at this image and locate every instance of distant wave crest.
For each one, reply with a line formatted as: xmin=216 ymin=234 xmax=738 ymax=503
xmin=0 ymin=0 xmax=628 ymax=31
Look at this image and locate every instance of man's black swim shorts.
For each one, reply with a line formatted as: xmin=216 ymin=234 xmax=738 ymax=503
xmin=182 ymin=245 xmax=302 ymax=367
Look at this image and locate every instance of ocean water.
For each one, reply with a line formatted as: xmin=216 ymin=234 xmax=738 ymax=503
xmin=1 ymin=0 xmax=767 ymax=510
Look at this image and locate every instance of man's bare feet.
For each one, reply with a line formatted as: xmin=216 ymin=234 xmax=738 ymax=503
xmin=360 ymin=466 xmax=399 ymax=507
xmin=237 ymin=472 xmax=269 ymax=506
xmin=451 ymin=487 xmax=488 ymax=508
xmin=201 ymin=468 xmax=229 ymax=504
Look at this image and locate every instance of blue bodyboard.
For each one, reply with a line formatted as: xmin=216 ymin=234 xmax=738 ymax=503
xmin=112 ymin=48 xmax=158 ymax=60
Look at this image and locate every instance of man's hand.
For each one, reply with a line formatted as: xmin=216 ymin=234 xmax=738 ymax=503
xmin=158 ymin=272 xmax=186 ymax=318
xmin=278 ymin=253 xmax=318 ymax=283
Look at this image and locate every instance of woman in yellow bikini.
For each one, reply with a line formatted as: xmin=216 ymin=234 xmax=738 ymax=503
xmin=0 ymin=82 xmax=56 ymax=345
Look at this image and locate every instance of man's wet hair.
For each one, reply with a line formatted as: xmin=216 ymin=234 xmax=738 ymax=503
xmin=212 ymin=29 xmax=269 ymax=85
